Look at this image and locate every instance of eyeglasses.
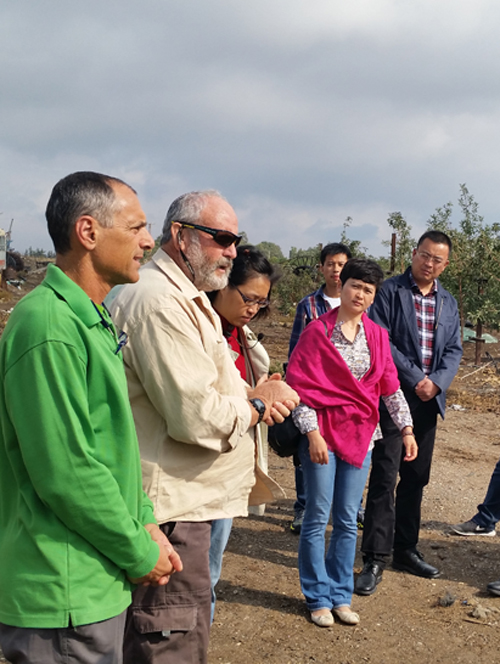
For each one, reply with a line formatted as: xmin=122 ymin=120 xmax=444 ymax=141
xmin=416 ymin=250 xmax=445 ymax=266
xmin=235 ymin=286 xmax=270 ymax=309
xmin=178 ymin=222 xmax=243 ymax=248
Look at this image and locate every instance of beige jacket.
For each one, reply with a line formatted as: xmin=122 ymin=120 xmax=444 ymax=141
xmin=108 ymin=249 xmax=255 ymax=523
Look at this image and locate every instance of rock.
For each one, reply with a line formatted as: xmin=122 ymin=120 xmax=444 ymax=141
xmin=438 ymin=591 xmax=456 ymax=607
xmin=470 ymin=605 xmax=490 ymax=620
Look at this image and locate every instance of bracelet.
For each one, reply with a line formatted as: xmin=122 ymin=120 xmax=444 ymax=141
xmin=402 ymin=432 xmax=414 ymax=437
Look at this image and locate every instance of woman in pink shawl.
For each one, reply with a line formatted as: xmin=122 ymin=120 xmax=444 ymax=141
xmin=286 ymin=258 xmax=417 ymax=628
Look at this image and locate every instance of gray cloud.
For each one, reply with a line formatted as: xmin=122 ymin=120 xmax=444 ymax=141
xmin=1 ymin=0 xmax=500 ymax=257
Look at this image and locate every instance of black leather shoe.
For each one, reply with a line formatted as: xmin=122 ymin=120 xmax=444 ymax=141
xmin=354 ymin=561 xmax=384 ymax=595
xmin=487 ymin=580 xmax=500 ymax=597
xmin=392 ymin=549 xmax=440 ymax=578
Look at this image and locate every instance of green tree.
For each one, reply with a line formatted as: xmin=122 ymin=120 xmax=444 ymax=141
xmin=255 ymin=241 xmax=284 ymax=262
xmin=340 ymin=217 xmax=366 ymax=257
xmin=24 ymin=247 xmax=55 ymax=258
xmin=427 ymin=185 xmax=500 ymax=333
xmin=238 ymin=231 xmax=249 ymax=245
xmin=274 ymin=264 xmax=318 ymax=316
xmin=288 ymin=244 xmax=321 ymax=265
xmin=382 ymin=212 xmax=415 ymax=275
xmin=274 ymin=244 xmax=322 ymax=315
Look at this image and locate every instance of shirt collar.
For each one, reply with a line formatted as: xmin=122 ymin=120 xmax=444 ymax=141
xmin=334 ymin=317 xmax=365 ymax=332
xmin=409 ymin=270 xmax=437 ymax=295
xmin=43 ymin=264 xmax=102 ymax=328
xmin=151 ymin=248 xmax=206 ymax=299
xmin=151 ymin=248 xmax=219 ymax=323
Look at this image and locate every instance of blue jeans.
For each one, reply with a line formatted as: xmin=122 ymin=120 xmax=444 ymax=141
xmin=294 ymin=464 xmax=306 ymax=515
xmin=298 ymin=436 xmax=371 ymax=611
xmin=473 ymin=456 xmax=500 ymax=529
xmin=208 ymin=518 xmax=233 ymax=623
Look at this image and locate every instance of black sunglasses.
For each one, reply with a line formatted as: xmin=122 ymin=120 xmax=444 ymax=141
xmin=178 ymin=222 xmax=243 ymax=248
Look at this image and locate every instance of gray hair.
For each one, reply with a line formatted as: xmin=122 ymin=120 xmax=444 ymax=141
xmin=46 ymin=171 xmax=135 ymax=254
xmin=160 ymin=190 xmax=227 ymax=244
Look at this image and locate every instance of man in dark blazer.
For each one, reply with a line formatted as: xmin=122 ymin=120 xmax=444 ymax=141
xmin=355 ymin=230 xmax=462 ymax=595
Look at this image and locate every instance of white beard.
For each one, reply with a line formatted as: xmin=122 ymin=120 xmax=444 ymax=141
xmin=185 ymin=235 xmax=232 ymax=291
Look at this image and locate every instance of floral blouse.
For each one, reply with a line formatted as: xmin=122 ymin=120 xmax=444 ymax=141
xmin=292 ymin=318 xmax=412 ymax=447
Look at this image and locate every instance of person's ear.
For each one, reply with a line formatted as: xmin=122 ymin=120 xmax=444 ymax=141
xmin=73 ymin=215 xmax=99 ymax=251
xmin=172 ymin=222 xmax=184 ymax=250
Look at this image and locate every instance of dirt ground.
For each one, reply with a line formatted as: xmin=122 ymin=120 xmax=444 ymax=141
xmin=1 ymin=272 xmax=500 ymax=663
xmin=208 ymin=316 xmax=500 ymax=664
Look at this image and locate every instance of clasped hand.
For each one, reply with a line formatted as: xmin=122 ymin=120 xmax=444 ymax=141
xmin=250 ymin=373 xmax=300 ymax=426
xmin=129 ymin=524 xmax=183 ymax=587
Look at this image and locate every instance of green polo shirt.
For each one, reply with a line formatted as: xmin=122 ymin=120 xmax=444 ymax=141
xmin=0 ymin=264 xmax=159 ymax=628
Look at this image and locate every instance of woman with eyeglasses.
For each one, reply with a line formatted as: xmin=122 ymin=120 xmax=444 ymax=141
xmin=286 ymin=258 xmax=417 ymax=628
xmin=206 ymin=244 xmax=284 ymax=622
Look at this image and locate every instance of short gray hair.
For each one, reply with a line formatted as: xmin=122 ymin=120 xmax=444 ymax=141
xmin=160 ymin=190 xmax=226 ymax=244
xmin=46 ymin=171 xmax=135 ymax=254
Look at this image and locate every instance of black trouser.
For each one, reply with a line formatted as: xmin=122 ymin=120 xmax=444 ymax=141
xmin=361 ymin=400 xmax=438 ymax=567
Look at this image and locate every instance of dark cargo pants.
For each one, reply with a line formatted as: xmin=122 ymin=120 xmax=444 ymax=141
xmin=124 ymin=521 xmax=212 ymax=664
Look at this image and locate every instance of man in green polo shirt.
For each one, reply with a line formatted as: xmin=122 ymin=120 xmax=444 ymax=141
xmin=0 ymin=172 xmax=182 ymax=664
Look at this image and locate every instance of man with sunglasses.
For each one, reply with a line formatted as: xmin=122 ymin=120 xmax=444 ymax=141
xmin=0 ymin=172 xmax=182 ymax=664
xmin=355 ymin=230 xmax=462 ymax=596
xmin=109 ymin=189 xmax=299 ymax=664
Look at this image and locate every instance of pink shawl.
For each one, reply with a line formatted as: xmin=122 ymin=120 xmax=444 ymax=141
xmin=286 ymin=309 xmax=400 ymax=468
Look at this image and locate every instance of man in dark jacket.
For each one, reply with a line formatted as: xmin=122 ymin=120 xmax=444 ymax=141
xmin=355 ymin=230 xmax=462 ymax=595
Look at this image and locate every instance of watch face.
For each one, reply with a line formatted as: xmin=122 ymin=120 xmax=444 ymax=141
xmin=250 ymin=398 xmax=266 ymax=422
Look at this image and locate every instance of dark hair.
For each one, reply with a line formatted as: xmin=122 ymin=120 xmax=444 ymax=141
xmin=417 ymin=230 xmax=452 ymax=253
xmin=320 ymin=242 xmax=352 ymax=265
xmin=208 ymin=244 xmax=280 ymax=319
xmin=339 ymin=257 xmax=384 ymax=292
xmin=46 ymin=171 xmax=134 ymax=254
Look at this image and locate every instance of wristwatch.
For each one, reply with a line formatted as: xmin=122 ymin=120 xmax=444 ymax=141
xmin=249 ymin=398 xmax=266 ymax=424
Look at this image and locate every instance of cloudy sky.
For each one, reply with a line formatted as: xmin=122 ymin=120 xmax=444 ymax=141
xmin=2 ymin=0 xmax=500 ymax=257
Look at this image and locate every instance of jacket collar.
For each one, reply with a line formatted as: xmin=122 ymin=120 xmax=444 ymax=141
xmin=150 ymin=248 xmax=219 ymax=328
xmin=400 ymin=266 xmax=445 ymax=297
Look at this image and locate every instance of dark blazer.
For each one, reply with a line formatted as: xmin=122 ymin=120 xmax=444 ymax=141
xmin=369 ymin=267 xmax=462 ymax=418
